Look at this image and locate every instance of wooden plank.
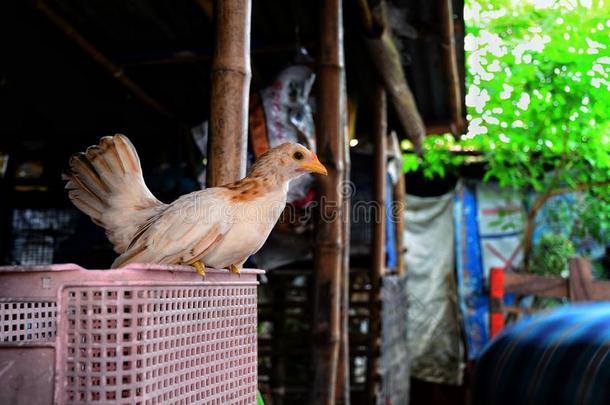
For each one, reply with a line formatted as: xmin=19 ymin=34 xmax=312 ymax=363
xmin=492 ymin=258 xmax=610 ymax=337
xmin=590 ymin=281 xmax=610 ymax=301
xmin=504 ymin=272 xmax=569 ymax=298
xmin=504 ymin=306 xmax=537 ymax=315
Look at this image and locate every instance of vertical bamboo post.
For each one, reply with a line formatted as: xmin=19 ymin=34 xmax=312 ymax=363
xmin=335 ymin=81 xmax=352 ymax=405
xmin=439 ymin=0 xmax=464 ymax=135
xmin=312 ymin=0 xmax=346 ymax=402
xmin=392 ymin=154 xmax=406 ymax=276
xmin=206 ymin=0 xmax=252 ymax=187
xmin=368 ymin=84 xmax=387 ymax=404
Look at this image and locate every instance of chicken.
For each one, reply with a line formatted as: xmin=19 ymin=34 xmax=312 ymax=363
xmin=63 ymin=134 xmax=327 ymax=276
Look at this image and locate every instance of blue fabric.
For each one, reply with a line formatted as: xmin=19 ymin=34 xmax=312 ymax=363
xmin=385 ymin=174 xmax=396 ymax=269
xmin=455 ymin=183 xmax=489 ymax=358
xmin=473 ymin=303 xmax=610 ymax=405
xmin=348 ymin=153 xmax=397 ymax=269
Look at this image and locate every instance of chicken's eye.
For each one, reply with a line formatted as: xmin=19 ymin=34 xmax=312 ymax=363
xmin=293 ymin=151 xmax=304 ymax=161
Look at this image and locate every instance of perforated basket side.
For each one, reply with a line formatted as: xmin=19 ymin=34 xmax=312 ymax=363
xmin=0 ymin=301 xmax=58 ymax=343
xmin=56 ymin=283 xmax=258 ymax=405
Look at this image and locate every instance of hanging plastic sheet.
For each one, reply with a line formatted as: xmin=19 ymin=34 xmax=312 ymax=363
xmin=259 ymin=65 xmax=316 ymax=204
xmin=379 ymin=275 xmax=410 ymax=404
xmin=405 ymin=191 xmax=464 ymax=385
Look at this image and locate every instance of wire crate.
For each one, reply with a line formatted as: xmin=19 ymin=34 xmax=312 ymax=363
xmin=0 ymin=263 xmax=262 ymax=405
xmin=10 ymin=209 xmax=79 ymax=265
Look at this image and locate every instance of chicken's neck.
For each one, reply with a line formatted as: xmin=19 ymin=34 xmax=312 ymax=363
xmin=222 ymin=171 xmax=290 ymax=203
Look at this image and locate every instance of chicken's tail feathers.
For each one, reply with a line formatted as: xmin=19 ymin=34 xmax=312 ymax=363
xmin=63 ymin=134 xmax=165 ymax=254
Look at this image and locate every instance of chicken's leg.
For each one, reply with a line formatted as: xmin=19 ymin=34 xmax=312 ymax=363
xmin=193 ymin=261 xmax=206 ymax=278
xmin=229 ymin=264 xmax=241 ymax=276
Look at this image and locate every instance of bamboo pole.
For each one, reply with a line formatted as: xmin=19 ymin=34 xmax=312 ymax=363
xmin=390 ymin=132 xmax=406 ymax=276
xmin=311 ymin=0 xmax=346 ymax=402
xmin=393 ymin=170 xmax=406 ymax=276
xmin=358 ymin=0 xmax=425 ymax=152
xmin=367 ymin=84 xmax=387 ymax=403
xmin=439 ymin=0 xmax=464 ymax=135
xmin=206 ymin=0 xmax=251 ymax=187
xmin=35 ymin=0 xmax=174 ymax=119
xmin=335 ymin=78 xmax=351 ymax=405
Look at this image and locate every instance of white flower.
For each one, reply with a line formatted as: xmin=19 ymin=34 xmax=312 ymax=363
xmin=500 ymin=83 xmax=514 ymax=99
xmin=465 ymin=85 xmax=490 ymax=113
xmin=516 ymin=93 xmax=530 ymax=110
xmin=467 ymin=118 xmax=488 ymax=137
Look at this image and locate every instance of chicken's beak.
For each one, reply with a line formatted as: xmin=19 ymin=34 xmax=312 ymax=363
xmin=302 ymin=157 xmax=328 ymax=176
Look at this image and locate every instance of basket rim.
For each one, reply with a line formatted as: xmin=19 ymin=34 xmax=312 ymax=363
xmin=0 ymin=263 xmax=265 ymax=275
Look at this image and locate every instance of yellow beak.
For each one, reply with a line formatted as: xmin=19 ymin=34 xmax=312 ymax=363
xmin=302 ymin=158 xmax=328 ymax=175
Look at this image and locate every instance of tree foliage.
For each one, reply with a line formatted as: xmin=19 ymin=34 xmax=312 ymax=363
xmin=404 ymin=0 xmax=610 ymax=262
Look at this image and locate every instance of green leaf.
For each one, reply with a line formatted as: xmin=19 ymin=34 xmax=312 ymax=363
xmin=257 ymin=390 xmax=265 ymax=405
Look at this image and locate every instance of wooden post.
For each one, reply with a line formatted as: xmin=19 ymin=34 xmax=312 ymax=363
xmin=569 ymin=256 xmax=593 ymax=302
xmin=439 ymin=0 xmax=464 ymax=135
xmin=367 ymin=84 xmax=387 ymax=404
xmin=393 ymin=173 xmax=406 ymax=276
xmin=35 ymin=1 xmax=174 ymax=119
xmin=489 ymin=267 xmax=506 ymax=337
xmin=312 ymin=0 xmax=346 ymax=402
xmin=390 ymin=132 xmax=406 ymax=276
xmin=335 ymin=79 xmax=352 ymax=405
xmin=206 ymin=0 xmax=252 ymax=187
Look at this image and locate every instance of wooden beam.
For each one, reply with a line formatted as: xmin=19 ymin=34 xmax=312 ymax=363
xmin=504 ymin=272 xmax=569 ymax=298
xmin=119 ymin=42 xmax=311 ymax=67
xmin=491 ymin=258 xmax=610 ymax=337
xmin=439 ymin=0 xmax=465 ymax=135
xmin=206 ymin=0 xmax=251 ymax=186
xmin=367 ymin=84 xmax=387 ymax=404
xmin=358 ymin=1 xmax=425 ymax=152
xmin=425 ymin=120 xmax=456 ymax=136
xmin=311 ymin=0 xmax=346 ymax=402
xmin=500 ymin=259 xmax=610 ymax=301
xmin=35 ymin=1 xmax=174 ymax=120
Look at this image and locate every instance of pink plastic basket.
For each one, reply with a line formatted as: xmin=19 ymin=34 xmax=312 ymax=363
xmin=0 ymin=263 xmax=263 ymax=405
